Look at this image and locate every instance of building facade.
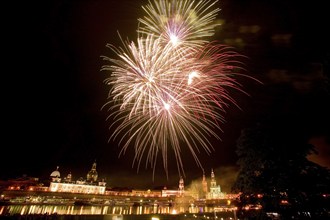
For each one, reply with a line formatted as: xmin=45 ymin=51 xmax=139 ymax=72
xmin=49 ymin=162 xmax=106 ymax=195
xmin=207 ymin=169 xmax=225 ymax=199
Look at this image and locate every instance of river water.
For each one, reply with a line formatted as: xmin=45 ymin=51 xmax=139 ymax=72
xmin=0 ymin=204 xmax=237 ymax=219
xmin=1 ymin=204 xmax=175 ymax=215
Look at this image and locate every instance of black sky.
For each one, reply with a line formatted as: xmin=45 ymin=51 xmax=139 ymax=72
xmin=2 ymin=0 xmax=330 ymax=190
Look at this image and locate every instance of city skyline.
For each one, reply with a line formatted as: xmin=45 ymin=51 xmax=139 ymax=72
xmin=2 ymin=0 xmax=329 ymax=190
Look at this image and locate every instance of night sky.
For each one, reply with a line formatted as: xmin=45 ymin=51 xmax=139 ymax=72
xmin=3 ymin=0 xmax=329 ymax=191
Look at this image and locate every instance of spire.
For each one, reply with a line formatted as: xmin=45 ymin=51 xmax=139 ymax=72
xmin=87 ymin=160 xmax=98 ymax=182
xmin=210 ymin=169 xmax=216 ymax=187
xmin=178 ymin=176 xmax=184 ymax=196
xmin=92 ymin=160 xmax=97 ymax=170
xmin=208 ymin=168 xmax=222 ymax=199
xmin=202 ymin=171 xmax=208 ymax=194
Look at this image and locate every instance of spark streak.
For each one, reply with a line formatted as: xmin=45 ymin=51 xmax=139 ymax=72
xmin=101 ymin=0 xmax=258 ymax=178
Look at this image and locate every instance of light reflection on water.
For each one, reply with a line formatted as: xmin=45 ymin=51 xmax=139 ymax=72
xmin=0 ymin=205 xmax=239 ymax=220
xmin=0 ymin=205 xmax=191 ymax=215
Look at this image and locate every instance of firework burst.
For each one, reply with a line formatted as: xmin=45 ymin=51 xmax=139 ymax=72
xmin=101 ymin=0 xmax=257 ymax=178
xmin=138 ymin=0 xmax=220 ymax=51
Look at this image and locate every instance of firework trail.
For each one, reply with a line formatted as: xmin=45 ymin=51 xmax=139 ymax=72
xmin=138 ymin=0 xmax=220 ymax=52
xmin=101 ymin=0 xmax=257 ymax=178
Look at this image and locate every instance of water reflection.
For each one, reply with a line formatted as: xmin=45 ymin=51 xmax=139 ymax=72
xmin=1 ymin=204 xmax=180 ymax=215
xmin=0 ymin=204 xmax=234 ymax=216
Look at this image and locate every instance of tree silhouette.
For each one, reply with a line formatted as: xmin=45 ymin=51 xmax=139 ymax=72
xmin=232 ymin=122 xmax=330 ymax=218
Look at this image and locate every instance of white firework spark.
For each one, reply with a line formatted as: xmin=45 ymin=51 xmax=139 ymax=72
xmin=101 ymin=0 xmax=257 ymax=178
xmin=137 ymin=0 xmax=221 ymax=50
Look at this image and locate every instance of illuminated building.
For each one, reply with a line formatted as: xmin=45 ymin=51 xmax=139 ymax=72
xmin=49 ymin=162 xmax=106 ymax=194
xmin=178 ymin=176 xmax=184 ymax=196
xmin=206 ymin=169 xmax=225 ymax=199
xmin=202 ymin=172 xmax=208 ymax=198
xmin=2 ymin=165 xmax=239 ymax=202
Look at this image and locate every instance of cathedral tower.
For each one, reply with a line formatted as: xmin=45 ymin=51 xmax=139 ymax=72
xmin=207 ymin=169 xmax=223 ymax=199
xmin=87 ymin=161 xmax=98 ymax=182
xmin=178 ymin=176 xmax=184 ymax=196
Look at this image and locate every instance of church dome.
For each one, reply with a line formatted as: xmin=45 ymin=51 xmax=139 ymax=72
xmin=50 ymin=166 xmax=60 ymax=177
